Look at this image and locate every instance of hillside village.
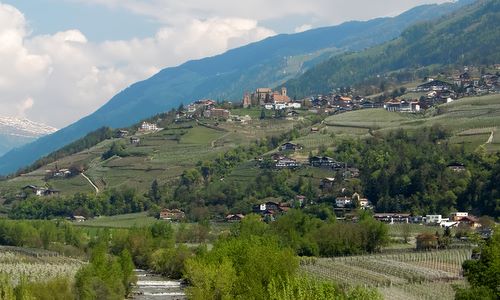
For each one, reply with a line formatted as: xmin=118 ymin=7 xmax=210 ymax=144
xmin=175 ymin=66 xmax=500 ymax=121
xmin=6 ymin=65 xmax=499 ymax=238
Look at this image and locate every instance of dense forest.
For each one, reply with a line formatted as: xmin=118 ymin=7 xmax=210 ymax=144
xmin=285 ymin=0 xmax=500 ymax=98
xmin=332 ymin=126 xmax=500 ymax=217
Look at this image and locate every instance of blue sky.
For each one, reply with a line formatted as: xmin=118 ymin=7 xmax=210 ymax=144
xmin=4 ymin=0 xmax=159 ymax=41
xmin=0 ymin=0 xmax=449 ymax=127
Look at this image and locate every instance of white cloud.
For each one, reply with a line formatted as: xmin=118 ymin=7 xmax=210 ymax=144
xmin=0 ymin=3 xmax=274 ymax=127
xmin=295 ymin=24 xmax=313 ymax=33
xmin=16 ymin=97 xmax=34 ymax=117
xmin=73 ymin=0 xmax=452 ymax=28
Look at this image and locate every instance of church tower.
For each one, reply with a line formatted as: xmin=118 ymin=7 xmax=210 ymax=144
xmin=281 ymin=87 xmax=287 ymax=97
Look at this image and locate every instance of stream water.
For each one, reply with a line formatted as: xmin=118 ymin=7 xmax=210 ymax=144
xmin=131 ymin=269 xmax=186 ymax=300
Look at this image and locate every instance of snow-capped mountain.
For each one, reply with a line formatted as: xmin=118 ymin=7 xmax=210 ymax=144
xmin=0 ymin=117 xmax=57 ymax=138
xmin=0 ymin=117 xmax=57 ymax=157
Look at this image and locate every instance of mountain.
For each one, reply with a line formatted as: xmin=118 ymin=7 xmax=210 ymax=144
xmin=0 ymin=117 xmax=57 ymax=157
xmin=0 ymin=0 xmax=474 ymax=175
xmin=285 ymin=0 xmax=500 ymax=98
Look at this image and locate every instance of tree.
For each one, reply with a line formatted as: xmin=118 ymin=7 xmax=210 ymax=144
xmin=148 ymin=180 xmax=161 ymax=204
xmin=457 ymin=229 xmax=500 ymax=299
xmin=260 ymin=109 xmax=266 ymax=120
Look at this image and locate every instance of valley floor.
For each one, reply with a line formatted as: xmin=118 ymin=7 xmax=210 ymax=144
xmin=302 ymin=248 xmax=471 ymax=300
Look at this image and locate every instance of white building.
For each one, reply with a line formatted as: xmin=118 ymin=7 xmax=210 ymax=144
xmin=140 ymin=122 xmax=159 ymax=132
xmin=288 ymin=102 xmax=302 ymax=109
xmin=335 ymin=197 xmax=352 ymax=208
xmin=274 ymin=103 xmax=287 ymax=110
xmin=425 ymin=214 xmax=442 ymax=224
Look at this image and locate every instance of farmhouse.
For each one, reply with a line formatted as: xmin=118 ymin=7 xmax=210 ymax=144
xmin=48 ymin=168 xmax=72 ymax=178
xmin=225 ymin=214 xmax=245 ymax=222
xmin=130 ymin=137 xmax=140 ymax=144
xmin=140 ymin=122 xmax=159 ymax=132
xmin=275 ymin=157 xmax=301 ymax=169
xmin=384 ymin=99 xmax=420 ymax=113
xmin=72 ymin=216 xmax=86 ymax=222
xmin=159 ymin=209 xmax=185 ymax=221
xmin=22 ymin=185 xmax=60 ymax=197
xmin=358 ymin=198 xmax=371 ymax=209
xmin=204 ymin=108 xmax=230 ymax=119
xmin=352 ymin=192 xmax=371 ymax=209
xmin=335 ymin=196 xmax=352 ymax=208
xmin=455 ymin=215 xmax=481 ymax=228
xmin=281 ymin=142 xmax=301 ymax=151
xmin=117 ymin=130 xmax=129 ymax=138
xmin=309 ymin=156 xmax=342 ymax=168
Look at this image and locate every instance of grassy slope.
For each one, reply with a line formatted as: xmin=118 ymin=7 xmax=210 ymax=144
xmin=321 ymin=94 xmax=500 ymax=151
xmin=0 ymin=116 xmax=303 ymax=196
xmin=73 ymin=212 xmax=157 ymax=228
xmin=1 ymin=94 xmax=498 ymax=199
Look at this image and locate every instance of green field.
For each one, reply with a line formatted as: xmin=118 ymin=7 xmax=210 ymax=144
xmin=74 ymin=212 xmax=158 ymax=228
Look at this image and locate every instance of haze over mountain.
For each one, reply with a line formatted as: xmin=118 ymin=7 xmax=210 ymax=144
xmin=0 ymin=117 xmax=57 ymax=157
xmin=0 ymin=0 xmax=474 ymax=175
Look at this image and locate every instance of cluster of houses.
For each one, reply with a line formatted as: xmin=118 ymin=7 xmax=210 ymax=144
xmin=452 ymin=71 xmax=500 ymax=95
xmin=309 ymin=94 xmax=378 ymax=112
xmin=372 ymin=211 xmax=481 ymax=228
xmin=176 ymin=99 xmax=231 ymax=120
xmin=159 ymin=208 xmax=186 ymax=221
xmin=45 ymin=167 xmax=73 ymax=179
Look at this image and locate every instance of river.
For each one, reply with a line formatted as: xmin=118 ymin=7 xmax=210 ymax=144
xmin=131 ymin=269 xmax=186 ymax=300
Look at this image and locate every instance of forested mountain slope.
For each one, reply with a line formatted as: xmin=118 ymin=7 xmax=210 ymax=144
xmin=285 ymin=0 xmax=499 ymax=98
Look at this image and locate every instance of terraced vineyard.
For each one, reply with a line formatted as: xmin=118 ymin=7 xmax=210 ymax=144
xmin=301 ymin=248 xmax=472 ymax=300
xmin=0 ymin=248 xmax=84 ymax=285
xmin=321 ymin=94 xmax=500 ymax=152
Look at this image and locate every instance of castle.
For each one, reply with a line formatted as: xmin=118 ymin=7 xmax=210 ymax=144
xmin=243 ymin=87 xmax=290 ymax=108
